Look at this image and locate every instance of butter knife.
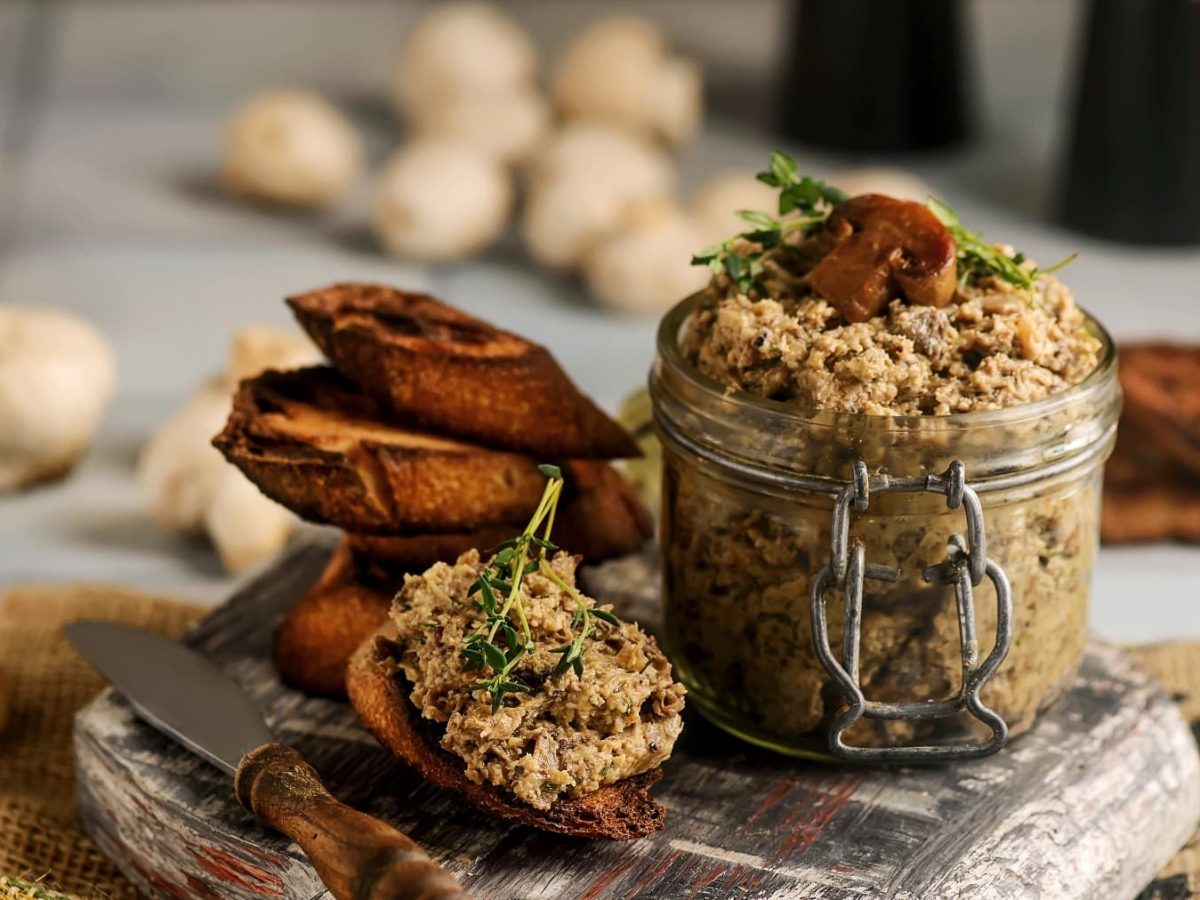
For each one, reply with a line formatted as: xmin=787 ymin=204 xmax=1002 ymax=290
xmin=66 ymin=620 xmax=469 ymax=900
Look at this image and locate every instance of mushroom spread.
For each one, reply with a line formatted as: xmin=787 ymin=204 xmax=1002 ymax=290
xmin=390 ymin=549 xmax=684 ymax=809
xmin=663 ymin=155 xmax=1109 ymax=749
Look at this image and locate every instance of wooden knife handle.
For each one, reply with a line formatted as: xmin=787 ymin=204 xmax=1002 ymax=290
xmin=235 ymin=743 xmax=470 ymax=900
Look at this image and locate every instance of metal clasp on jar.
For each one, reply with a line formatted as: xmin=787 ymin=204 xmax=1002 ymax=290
xmin=810 ymin=459 xmax=1014 ymax=763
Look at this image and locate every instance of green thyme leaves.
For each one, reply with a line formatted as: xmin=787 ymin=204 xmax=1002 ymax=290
xmin=691 ymin=152 xmax=846 ymax=295
xmin=926 ymin=197 xmax=1076 ymax=294
xmin=459 ymin=466 xmax=621 ymax=713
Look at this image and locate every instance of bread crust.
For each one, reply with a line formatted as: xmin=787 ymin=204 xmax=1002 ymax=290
xmin=346 ymin=625 xmax=666 ymax=840
xmin=273 ymin=540 xmax=397 ymax=697
xmin=1119 ymin=343 xmax=1200 ymax=476
xmin=287 ymin=283 xmax=639 ymax=459
xmin=1102 ymin=420 xmax=1200 ymax=544
xmin=213 ymin=367 xmax=551 ymax=533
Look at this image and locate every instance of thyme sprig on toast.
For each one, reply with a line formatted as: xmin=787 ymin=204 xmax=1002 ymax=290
xmin=693 ymin=151 xmax=1075 ymax=299
xmin=460 ymin=464 xmax=621 ymax=712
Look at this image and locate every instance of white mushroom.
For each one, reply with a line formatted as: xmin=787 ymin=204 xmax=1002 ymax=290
xmin=522 ymin=124 xmax=675 ymax=269
xmin=228 ymin=323 xmax=323 ymax=384
xmin=828 ymin=166 xmax=933 ymax=203
xmin=553 ymin=16 xmax=702 ymax=146
xmin=393 ymin=2 xmax=537 ymax=122
xmin=0 ymin=307 xmax=116 ymax=492
xmin=374 ymin=140 xmax=514 ymax=261
xmin=691 ymin=170 xmax=782 ymax=244
xmin=584 ymin=200 xmax=709 ymax=316
xmin=409 ymin=89 xmax=550 ymax=166
xmin=223 ymin=90 xmax=362 ymax=207
xmin=526 ymin=122 xmax=674 ymax=197
xmin=138 ymin=325 xmax=316 ymax=573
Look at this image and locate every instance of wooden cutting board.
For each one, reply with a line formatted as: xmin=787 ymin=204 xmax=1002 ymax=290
xmin=75 ymin=541 xmax=1200 ymax=899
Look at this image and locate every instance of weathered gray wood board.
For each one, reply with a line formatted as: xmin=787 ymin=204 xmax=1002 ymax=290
xmin=75 ymin=542 xmax=1200 ymax=899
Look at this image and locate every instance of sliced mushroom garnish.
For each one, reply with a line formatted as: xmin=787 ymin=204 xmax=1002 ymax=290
xmin=810 ymin=194 xmax=957 ymax=323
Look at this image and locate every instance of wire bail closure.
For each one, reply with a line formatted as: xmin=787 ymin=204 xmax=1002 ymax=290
xmin=809 ymin=459 xmax=1014 ymax=763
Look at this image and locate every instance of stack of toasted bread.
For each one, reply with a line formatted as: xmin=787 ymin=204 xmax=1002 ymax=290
xmin=214 ymin=283 xmax=651 ymax=697
xmin=1103 ymin=343 xmax=1200 ymax=544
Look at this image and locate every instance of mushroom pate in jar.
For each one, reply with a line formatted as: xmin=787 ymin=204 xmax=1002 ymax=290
xmin=652 ymin=155 xmax=1119 ymax=762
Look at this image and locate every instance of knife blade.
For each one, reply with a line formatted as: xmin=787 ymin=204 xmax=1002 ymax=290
xmin=67 ymin=621 xmax=469 ymax=900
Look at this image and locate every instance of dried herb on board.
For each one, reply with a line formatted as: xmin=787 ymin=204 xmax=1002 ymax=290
xmin=693 ymin=151 xmax=1076 ymax=299
xmin=460 ymin=463 xmax=622 ymax=713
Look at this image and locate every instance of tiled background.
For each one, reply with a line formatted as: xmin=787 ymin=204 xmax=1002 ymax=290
xmin=0 ymin=0 xmax=1197 ymax=637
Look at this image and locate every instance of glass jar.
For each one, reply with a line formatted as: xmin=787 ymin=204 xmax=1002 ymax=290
xmin=650 ymin=293 xmax=1121 ymax=763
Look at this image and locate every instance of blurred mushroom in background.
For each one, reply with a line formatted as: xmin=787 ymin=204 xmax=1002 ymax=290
xmin=0 ymin=307 xmax=116 ymax=492
xmin=222 ymin=90 xmax=362 ymax=207
xmin=374 ymin=139 xmax=514 ymax=261
xmin=827 ymin=166 xmax=933 ymax=203
xmin=584 ymin=199 xmax=709 ymax=316
xmin=553 ymin=16 xmax=703 ymax=147
xmin=522 ymin=123 xmax=675 ymax=269
xmin=138 ymin=325 xmax=320 ymax=574
xmin=690 ymin=170 xmax=781 ymax=244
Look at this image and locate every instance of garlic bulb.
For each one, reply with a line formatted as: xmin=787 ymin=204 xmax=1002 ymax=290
xmin=393 ymin=2 xmax=537 ymax=122
xmin=223 ymin=90 xmax=362 ymax=207
xmin=0 ymin=307 xmax=115 ymax=492
xmin=374 ymin=140 xmax=513 ymax=261
xmin=584 ymin=201 xmax=709 ymax=315
xmin=553 ymin=16 xmax=702 ymax=146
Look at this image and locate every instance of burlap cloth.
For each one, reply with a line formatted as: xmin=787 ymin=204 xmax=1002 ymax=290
xmin=0 ymin=586 xmax=1196 ymax=900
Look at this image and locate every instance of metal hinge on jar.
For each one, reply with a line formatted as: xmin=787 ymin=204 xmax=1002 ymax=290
xmin=809 ymin=459 xmax=1013 ymax=763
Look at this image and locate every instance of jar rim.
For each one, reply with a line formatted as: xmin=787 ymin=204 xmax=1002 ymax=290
xmin=656 ymin=290 xmax=1118 ymax=433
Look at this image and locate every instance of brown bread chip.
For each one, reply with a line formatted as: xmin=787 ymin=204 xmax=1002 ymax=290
xmin=1118 ymin=343 xmax=1200 ymax=476
xmin=346 ymin=624 xmax=666 ymax=840
xmin=286 ymin=283 xmax=639 ymax=459
xmin=0 ymin=665 xmax=9 ymax=735
xmin=1102 ymin=421 xmax=1200 ymax=545
xmin=213 ymin=366 xmax=552 ymax=533
xmin=347 ymin=460 xmax=652 ymax=566
xmin=273 ymin=539 xmax=398 ymax=697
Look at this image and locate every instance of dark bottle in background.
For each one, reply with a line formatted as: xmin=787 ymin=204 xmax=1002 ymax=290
xmin=776 ymin=0 xmax=973 ymax=153
xmin=1060 ymin=0 xmax=1200 ymax=245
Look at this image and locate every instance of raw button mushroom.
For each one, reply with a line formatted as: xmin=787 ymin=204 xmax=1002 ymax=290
xmin=522 ymin=123 xmax=674 ymax=269
xmin=0 ymin=307 xmax=116 ymax=492
xmin=223 ymin=91 xmax=362 ymax=207
xmin=410 ymin=89 xmax=550 ymax=166
xmin=553 ymin=16 xmax=702 ymax=147
xmin=691 ymin=170 xmax=782 ymax=244
xmin=584 ymin=200 xmax=709 ymax=315
xmin=138 ymin=325 xmax=319 ymax=574
xmin=374 ymin=140 xmax=514 ymax=261
xmin=392 ymin=2 xmax=538 ymax=123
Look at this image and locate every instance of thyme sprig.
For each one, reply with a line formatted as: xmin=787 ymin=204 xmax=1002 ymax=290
xmin=691 ymin=151 xmax=847 ymax=294
xmin=460 ymin=463 xmax=621 ymax=713
xmin=926 ymin=197 xmax=1077 ymax=295
xmin=692 ymin=151 xmax=1077 ymax=300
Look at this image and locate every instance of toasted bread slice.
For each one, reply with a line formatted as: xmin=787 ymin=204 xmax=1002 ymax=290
xmin=1102 ymin=421 xmax=1200 ymax=544
xmin=347 ymin=461 xmax=653 ymax=566
xmin=286 ymin=283 xmax=639 ymax=460
xmin=1119 ymin=343 xmax=1200 ymax=476
xmin=274 ymin=539 xmax=398 ymax=697
xmin=213 ymin=367 xmax=551 ymax=533
xmin=346 ymin=625 xmax=666 ymax=839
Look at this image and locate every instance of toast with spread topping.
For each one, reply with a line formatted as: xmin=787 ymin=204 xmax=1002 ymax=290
xmin=286 ymin=283 xmax=639 ymax=459
xmin=213 ymin=366 xmax=552 ymax=533
xmin=1119 ymin=343 xmax=1200 ymax=476
xmin=346 ymin=625 xmax=666 ymax=840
